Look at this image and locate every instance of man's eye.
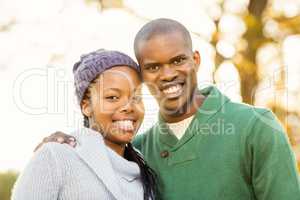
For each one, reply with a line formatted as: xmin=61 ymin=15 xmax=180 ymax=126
xmin=132 ymin=95 xmax=142 ymax=103
xmin=173 ymin=57 xmax=186 ymax=65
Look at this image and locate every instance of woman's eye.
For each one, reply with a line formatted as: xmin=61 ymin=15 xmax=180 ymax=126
xmin=147 ymin=65 xmax=160 ymax=72
xmin=106 ymin=96 xmax=119 ymax=101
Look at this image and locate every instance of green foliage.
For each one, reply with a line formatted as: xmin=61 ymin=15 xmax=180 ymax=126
xmin=0 ymin=171 xmax=19 ymax=200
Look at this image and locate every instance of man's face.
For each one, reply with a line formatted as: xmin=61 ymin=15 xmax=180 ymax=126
xmin=137 ymin=32 xmax=201 ymax=115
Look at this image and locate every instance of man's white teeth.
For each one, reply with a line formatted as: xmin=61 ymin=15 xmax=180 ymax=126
xmin=113 ymin=120 xmax=134 ymax=131
xmin=163 ymin=84 xmax=182 ymax=94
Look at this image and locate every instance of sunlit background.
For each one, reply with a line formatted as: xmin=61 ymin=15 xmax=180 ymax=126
xmin=0 ymin=0 xmax=300 ymax=198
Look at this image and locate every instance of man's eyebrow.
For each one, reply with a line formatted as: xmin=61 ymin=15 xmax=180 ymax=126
xmin=143 ymin=54 xmax=188 ymax=67
xmin=169 ymin=54 xmax=187 ymax=63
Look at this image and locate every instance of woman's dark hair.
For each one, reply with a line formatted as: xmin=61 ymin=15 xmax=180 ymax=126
xmin=124 ymin=143 xmax=156 ymax=200
xmin=82 ymin=78 xmax=95 ymax=128
xmin=83 ymin=115 xmax=89 ymax=127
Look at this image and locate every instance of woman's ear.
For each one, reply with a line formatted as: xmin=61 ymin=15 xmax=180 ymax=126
xmin=81 ymin=98 xmax=92 ymax=117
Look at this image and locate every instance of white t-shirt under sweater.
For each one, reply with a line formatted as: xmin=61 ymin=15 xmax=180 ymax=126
xmin=166 ymin=115 xmax=195 ymax=140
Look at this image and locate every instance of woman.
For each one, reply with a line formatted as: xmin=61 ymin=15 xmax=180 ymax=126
xmin=12 ymin=49 xmax=156 ymax=200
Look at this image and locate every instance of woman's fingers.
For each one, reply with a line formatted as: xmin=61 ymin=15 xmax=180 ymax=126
xmin=33 ymin=131 xmax=77 ymax=152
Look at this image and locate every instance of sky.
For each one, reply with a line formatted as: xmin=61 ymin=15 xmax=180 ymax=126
xmin=0 ymin=0 xmax=299 ymax=171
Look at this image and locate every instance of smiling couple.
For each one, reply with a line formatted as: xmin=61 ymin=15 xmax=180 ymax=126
xmin=12 ymin=18 xmax=300 ymax=200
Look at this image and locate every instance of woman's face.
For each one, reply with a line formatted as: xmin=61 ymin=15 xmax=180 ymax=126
xmin=81 ymin=66 xmax=144 ymax=146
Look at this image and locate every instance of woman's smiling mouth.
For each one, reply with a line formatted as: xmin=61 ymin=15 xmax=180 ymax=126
xmin=112 ymin=120 xmax=136 ymax=132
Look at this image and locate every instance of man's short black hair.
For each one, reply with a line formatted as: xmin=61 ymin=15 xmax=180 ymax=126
xmin=134 ymin=18 xmax=193 ymax=60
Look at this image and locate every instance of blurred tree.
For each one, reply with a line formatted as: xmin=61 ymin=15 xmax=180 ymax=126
xmin=0 ymin=171 xmax=18 ymax=200
xmin=213 ymin=0 xmax=270 ymax=104
xmin=235 ymin=0 xmax=269 ymax=104
xmin=213 ymin=0 xmax=300 ymax=104
xmin=0 ymin=19 xmax=16 ymax=32
xmin=99 ymin=0 xmax=123 ymax=9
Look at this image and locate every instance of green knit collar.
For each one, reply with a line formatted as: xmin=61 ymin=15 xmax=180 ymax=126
xmin=157 ymin=85 xmax=231 ymax=148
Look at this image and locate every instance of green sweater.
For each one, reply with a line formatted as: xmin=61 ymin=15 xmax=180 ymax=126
xmin=133 ymin=86 xmax=300 ymax=200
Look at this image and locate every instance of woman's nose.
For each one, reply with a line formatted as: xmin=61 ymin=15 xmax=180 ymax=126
xmin=119 ymin=100 xmax=134 ymax=113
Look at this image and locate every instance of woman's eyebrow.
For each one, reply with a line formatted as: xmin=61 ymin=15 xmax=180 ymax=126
xmin=103 ymin=87 xmax=122 ymax=92
xmin=143 ymin=62 xmax=161 ymax=68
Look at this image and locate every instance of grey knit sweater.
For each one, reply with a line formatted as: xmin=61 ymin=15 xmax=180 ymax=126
xmin=11 ymin=128 xmax=144 ymax=200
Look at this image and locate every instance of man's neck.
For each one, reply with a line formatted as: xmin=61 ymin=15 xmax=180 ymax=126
xmin=160 ymin=89 xmax=206 ymax=123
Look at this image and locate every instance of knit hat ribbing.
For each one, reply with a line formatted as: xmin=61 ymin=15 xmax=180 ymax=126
xmin=73 ymin=49 xmax=140 ymax=103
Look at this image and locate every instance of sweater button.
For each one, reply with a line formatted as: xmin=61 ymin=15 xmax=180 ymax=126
xmin=160 ymin=150 xmax=169 ymax=158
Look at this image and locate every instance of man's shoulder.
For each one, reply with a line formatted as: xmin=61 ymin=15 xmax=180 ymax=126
xmin=225 ymin=101 xmax=285 ymax=139
xmin=215 ymin=100 xmax=282 ymax=139
xmin=224 ymin=100 xmax=271 ymax=122
xmin=226 ymin=99 xmax=269 ymax=113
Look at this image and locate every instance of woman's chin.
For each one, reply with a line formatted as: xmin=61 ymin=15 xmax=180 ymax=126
xmin=115 ymin=132 xmax=135 ymax=143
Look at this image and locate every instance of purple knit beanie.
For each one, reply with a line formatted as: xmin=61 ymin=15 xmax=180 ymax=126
xmin=73 ymin=49 xmax=140 ymax=104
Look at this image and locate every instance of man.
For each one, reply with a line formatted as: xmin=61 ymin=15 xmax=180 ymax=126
xmin=39 ymin=18 xmax=300 ymax=200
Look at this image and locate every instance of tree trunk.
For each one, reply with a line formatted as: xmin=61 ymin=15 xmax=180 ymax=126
xmin=234 ymin=0 xmax=269 ymax=104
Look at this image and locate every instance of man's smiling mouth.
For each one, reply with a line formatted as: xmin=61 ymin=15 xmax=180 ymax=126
xmin=161 ymin=81 xmax=185 ymax=99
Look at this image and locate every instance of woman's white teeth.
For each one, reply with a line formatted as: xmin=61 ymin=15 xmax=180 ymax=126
xmin=114 ymin=120 xmax=134 ymax=131
xmin=163 ymin=84 xmax=182 ymax=94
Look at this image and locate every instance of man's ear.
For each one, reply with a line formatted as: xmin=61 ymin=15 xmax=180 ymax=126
xmin=81 ymin=98 xmax=92 ymax=117
xmin=193 ymin=50 xmax=201 ymax=72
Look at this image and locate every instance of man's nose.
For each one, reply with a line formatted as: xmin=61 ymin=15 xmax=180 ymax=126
xmin=159 ymin=64 xmax=178 ymax=82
